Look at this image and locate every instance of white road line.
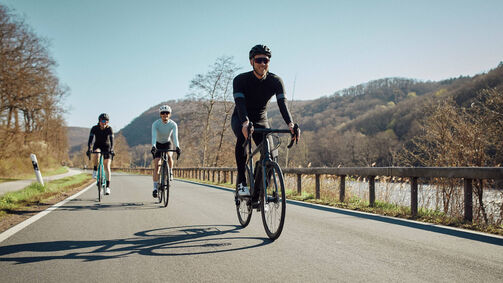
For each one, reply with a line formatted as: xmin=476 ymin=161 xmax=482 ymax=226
xmin=0 ymin=182 xmax=95 ymax=243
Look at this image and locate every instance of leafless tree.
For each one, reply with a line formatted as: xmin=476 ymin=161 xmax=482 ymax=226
xmin=186 ymin=56 xmax=240 ymax=166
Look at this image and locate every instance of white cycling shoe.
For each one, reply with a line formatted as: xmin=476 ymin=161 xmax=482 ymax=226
xmin=105 ymin=187 xmax=110 ymax=195
xmin=237 ymin=184 xmax=251 ymax=197
xmin=92 ymin=171 xmax=97 ymax=179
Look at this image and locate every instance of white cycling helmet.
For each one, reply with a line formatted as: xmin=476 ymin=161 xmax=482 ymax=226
xmin=159 ymin=105 xmax=172 ymax=113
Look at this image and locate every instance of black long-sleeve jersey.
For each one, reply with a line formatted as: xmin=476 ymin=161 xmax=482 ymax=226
xmin=88 ymin=125 xmax=114 ymax=150
xmin=232 ymin=71 xmax=293 ymax=126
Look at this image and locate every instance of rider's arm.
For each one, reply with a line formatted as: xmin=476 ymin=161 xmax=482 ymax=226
xmin=87 ymin=127 xmax=95 ymax=149
xmin=151 ymin=120 xmax=158 ymax=146
xmin=233 ymin=75 xmax=249 ymax=124
xmin=275 ymin=77 xmax=293 ymax=125
xmin=172 ymin=122 xmax=180 ymax=148
xmin=109 ymin=127 xmax=115 ymax=151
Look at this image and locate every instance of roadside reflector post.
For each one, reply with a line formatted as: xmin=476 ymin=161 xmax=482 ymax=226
xmin=30 ymin=154 xmax=44 ymax=186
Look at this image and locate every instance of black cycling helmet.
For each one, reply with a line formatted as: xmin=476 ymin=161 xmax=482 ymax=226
xmin=249 ymin=44 xmax=271 ymax=59
xmin=98 ymin=113 xmax=109 ymax=121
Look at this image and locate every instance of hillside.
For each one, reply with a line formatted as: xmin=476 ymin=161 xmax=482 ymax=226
xmin=67 ymin=126 xmax=89 ymax=154
xmin=112 ymin=62 xmax=503 ymax=167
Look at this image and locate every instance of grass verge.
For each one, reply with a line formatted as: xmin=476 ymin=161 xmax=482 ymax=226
xmin=0 ymin=166 xmax=70 ymax=183
xmin=0 ymin=173 xmax=93 ymax=233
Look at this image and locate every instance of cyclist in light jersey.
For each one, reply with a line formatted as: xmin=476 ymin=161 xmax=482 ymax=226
xmin=151 ymin=105 xmax=181 ymax=198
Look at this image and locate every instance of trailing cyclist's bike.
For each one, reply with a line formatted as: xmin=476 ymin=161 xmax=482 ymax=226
xmin=155 ymin=148 xmax=180 ymax=207
xmin=88 ymin=151 xmax=112 ymax=202
xmin=235 ymin=123 xmax=299 ymax=240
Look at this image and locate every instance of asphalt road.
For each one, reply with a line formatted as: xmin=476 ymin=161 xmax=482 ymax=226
xmin=1 ymin=174 xmax=502 ymax=282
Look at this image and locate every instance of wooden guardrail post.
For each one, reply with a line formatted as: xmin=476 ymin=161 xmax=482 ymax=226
xmin=411 ymin=177 xmax=418 ymax=218
xmin=315 ymin=174 xmax=321 ymax=199
xmin=339 ymin=175 xmax=346 ymax=202
xmin=464 ymin=178 xmax=473 ymax=222
xmin=369 ymin=176 xmax=375 ymax=207
xmin=297 ymin=174 xmax=302 ymax=195
xmin=230 ymin=171 xmax=234 ymax=185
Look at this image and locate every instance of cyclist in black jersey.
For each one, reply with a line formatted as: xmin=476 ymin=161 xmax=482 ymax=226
xmin=232 ymin=44 xmax=300 ymax=200
xmin=86 ymin=113 xmax=115 ymax=195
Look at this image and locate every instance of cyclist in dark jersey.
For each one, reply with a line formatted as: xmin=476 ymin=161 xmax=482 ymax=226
xmin=86 ymin=113 xmax=115 ymax=195
xmin=232 ymin=44 xmax=300 ymax=199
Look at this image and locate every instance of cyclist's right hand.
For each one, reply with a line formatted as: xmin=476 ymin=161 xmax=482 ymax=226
xmin=242 ymin=121 xmax=253 ymax=139
xmin=151 ymin=146 xmax=157 ymax=156
xmin=86 ymin=149 xmax=91 ymax=159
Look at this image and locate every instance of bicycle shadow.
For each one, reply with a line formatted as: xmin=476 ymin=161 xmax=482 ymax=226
xmin=0 ymin=225 xmax=272 ymax=264
xmin=60 ymin=200 xmax=160 ymax=211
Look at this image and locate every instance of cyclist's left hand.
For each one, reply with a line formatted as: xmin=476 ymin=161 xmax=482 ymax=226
xmin=175 ymin=147 xmax=181 ymax=159
xmin=289 ymin=122 xmax=300 ymax=143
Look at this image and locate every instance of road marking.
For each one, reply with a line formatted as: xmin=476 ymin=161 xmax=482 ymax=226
xmin=0 ymin=182 xmax=95 ymax=243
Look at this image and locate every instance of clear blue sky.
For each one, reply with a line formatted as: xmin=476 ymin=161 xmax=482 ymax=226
xmin=4 ymin=0 xmax=503 ymax=130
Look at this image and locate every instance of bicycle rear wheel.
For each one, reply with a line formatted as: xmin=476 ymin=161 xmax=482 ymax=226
xmin=260 ymin=161 xmax=286 ymax=240
xmin=236 ymin=190 xmax=252 ymax=227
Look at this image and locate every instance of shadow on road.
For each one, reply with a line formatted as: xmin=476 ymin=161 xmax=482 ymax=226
xmin=57 ymin=199 xmax=160 ymax=211
xmin=0 ymin=225 xmax=272 ymax=264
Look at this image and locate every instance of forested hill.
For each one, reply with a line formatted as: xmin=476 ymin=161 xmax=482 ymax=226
xmin=118 ymin=62 xmax=503 ymax=167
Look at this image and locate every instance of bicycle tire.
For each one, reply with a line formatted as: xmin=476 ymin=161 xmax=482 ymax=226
xmin=236 ymin=163 xmax=253 ymax=227
xmin=236 ymin=190 xmax=252 ymax=227
xmin=163 ymin=164 xmax=170 ymax=207
xmin=97 ymin=157 xmax=103 ymax=202
xmin=260 ymin=161 xmax=286 ymax=240
xmin=158 ymin=162 xmax=165 ymax=204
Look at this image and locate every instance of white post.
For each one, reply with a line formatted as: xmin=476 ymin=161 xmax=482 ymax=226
xmin=30 ymin=154 xmax=44 ymax=186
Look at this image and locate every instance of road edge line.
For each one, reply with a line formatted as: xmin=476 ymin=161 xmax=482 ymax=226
xmin=0 ymin=182 xmax=95 ymax=243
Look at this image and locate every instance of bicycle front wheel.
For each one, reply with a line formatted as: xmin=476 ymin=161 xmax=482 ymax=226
xmin=260 ymin=161 xmax=286 ymax=240
xmin=163 ymin=167 xmax=170 ymax=207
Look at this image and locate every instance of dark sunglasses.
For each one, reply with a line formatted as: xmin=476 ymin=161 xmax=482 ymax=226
xmin=160 ymin=111 xmax=170 ymax=115
xmin=254 ymin=57 xmax=270 ymax=64
xmin=101 ymin=120 xmax=108 ymax=123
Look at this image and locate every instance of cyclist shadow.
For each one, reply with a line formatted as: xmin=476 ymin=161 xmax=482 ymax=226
xmin=0 ymin=224 xmax=272 ymax=264
xmin=61 ymin=200 xmax=159 ymax=211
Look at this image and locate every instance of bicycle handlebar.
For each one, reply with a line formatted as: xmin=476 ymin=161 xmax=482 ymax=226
xmin=243 ymin=122 xmax=300 ymax=149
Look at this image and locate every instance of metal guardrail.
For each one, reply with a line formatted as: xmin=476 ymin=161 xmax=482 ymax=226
xmin=112 ymin=166 xmax=503 ymax=222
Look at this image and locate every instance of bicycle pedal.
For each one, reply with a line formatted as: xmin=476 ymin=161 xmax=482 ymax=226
xmin=252 ymin=201 xmax=260 ymax=211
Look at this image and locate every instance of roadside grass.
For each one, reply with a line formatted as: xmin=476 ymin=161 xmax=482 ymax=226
xmin=0 ymin=166 xmax=70 ymax=183
xmin=177 ymin=176 xmax=503 ymax=236
xmin=0 ymin=173 xmax=93 ymax=218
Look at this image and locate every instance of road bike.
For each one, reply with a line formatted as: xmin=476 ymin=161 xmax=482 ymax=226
xmin=155 ymin=148 xmax=179 ymax=207
xmin=88 ymin=151 xmax=112 ymax=202
xmin=235 ymin=123 xmax=299 ymax=240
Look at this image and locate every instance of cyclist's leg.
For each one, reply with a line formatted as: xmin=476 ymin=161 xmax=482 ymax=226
xmin=91 ymin=146 xmax=100 ymax=178
xmin=231 ymin=114 xmax=247 ymax=187
xmin=250 ymin=123 xmax=269 ymax=201
xmin=167 ymin=152 xmax=174 ymax=180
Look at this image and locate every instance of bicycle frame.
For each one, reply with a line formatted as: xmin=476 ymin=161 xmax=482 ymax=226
xmin=89 ymin=151 xmax=110 ymax=201
xmin=245 ymin=128 xmax=291 ymax=198
xmin=155 ymin=148 xmax=179 ymax=207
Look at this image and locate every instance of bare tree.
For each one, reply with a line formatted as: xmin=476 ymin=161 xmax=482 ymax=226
xmin=0 ymin=4 xmax=68 ymax=176
xmin=186 ymin=56 xmax=240 ymax=166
